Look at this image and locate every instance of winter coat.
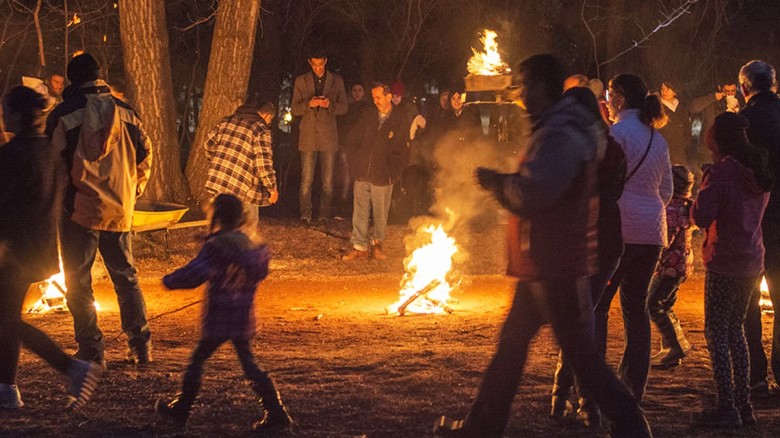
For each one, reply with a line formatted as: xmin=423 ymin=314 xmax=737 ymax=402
xmin=163 ymin=230 xmax=270 ymax=340
xmin=692 ymin=156 xmax=769 ymax=277
xmin=343 ymin=105 xmax=412 ymax=186
xmin=47 ymin=80 xmax=152 ymax=232
xmin=338 ymin=99 xmax=371 ymax=145
xmin=740 ymin=91 xmax=780 ymax=221
xmin=498 ymin=95 xmax=600 ymax=281
xmin=611 ymin=109 xmax=674 ymax=246
xmin=291 ymin=70 xmax=348 ymax=152
xmin=659 ymin=100 xmax=692 ymax=166
xmin=204 ymin=107 xmax=276 ymax=206
xmin=0 ymin=135 xmax=60 ymax=282
xmin=656 ymin=197 xmax=694 ymax=279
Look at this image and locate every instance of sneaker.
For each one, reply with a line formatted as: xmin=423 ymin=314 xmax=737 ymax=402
xmin=126 ymin=343 xmax=153 ymax=365
xmin=0 ymin=384 xmax=23 ymax=409
xmin=739 ymin=404 xmax=757 ymax=428
xmin=155 ymin=397 xmax=189 ymax=429
xmin=66 ymin=359 xmax=102 ymax=411
xmin=342 ymin=249 xmax=368 ymax=261
xmin=694 ymin=407 xmax=742 ymax=429
xmin=252 ymin=405 xmax=293 ymax=434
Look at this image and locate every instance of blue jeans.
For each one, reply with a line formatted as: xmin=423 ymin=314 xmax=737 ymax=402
xmin=299 ymin=150 xmax=335 ymax=220
xmin=594 ymin=243 xmax=661 ymax=401
xmin=60 ymin=219 xmax=151 ymax=360
xmin=351 ymin=181 xmax=393 ymax=251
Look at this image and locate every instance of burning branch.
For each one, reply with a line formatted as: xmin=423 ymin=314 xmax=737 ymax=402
xmin=598 ymin=0 xmax=700 ymax=68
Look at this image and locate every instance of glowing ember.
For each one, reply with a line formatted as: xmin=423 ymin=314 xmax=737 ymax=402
xmin=467 ymin=29 xmax=510 ymax=76
xmin=387 ymin=223 xmax=460 ymax=315
xmin=760 ymin=276 xmax=773 ymax=314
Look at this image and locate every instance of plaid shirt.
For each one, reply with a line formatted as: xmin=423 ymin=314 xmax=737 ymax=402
xmin=163 ymin=230 xmax=270 ymax=339
xmin=204 ymin=108 xmax=276 ymax=206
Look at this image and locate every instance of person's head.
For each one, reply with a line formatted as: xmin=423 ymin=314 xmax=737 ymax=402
xmin=439 ymin=89 xmax=451 ymax=110
xmin=608 ymin=74 xmax=666 ymax=128
xmin=563 ymin=86 xmax=602 ymax=125
xmin=67 ymin=52 xmax=100 ymax=85
xmin=739 ymin=60 xmax=777 ymax=99
xmin=719 ymin=80 xmax=738 ymax=97
xmin=307 ymin=48 xmax=328 ymax=78
xmin=48 ymin=74 xmax=65 ymax=97
xmin=588 ymin=78 xmax=605 ymax=99
xmin=563 ymin=74 xmax=588 ymax=92
xmin=660 ymin=80 xmax=681 ymax=101
xmin=2 ymin=85 xmax=48 ymax=135
xmin=350 ymin=83 xmax=365 ymax=102
xmin=672 ymin=165 xmax=694 ymax=198
xmin=209 ymin=194 xmax=245 ymax=233
xmin=371 ymin=82 xmax=393 ymax=114
xmin=390 ymin=80 xmax=404 ymax=105
xmin=515 ymin=54 xmax=564 ymax=116
xmin=708 ymin=111 xmax=774 ymax=191
xmin=258 ymin=101 xmax=276 ymax=125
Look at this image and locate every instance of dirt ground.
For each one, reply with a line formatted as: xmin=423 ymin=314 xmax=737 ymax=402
xmin=2 ymin=217 xmax=779 ymax=437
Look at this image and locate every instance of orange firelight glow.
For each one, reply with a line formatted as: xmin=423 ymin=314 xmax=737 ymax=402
xmin=760 ymin=276 xmax=773 ymax=314
xmin=28 ymin=261 xmax=101 ymax=313
xmin=467 ymin=29 xmax=510 ymax=76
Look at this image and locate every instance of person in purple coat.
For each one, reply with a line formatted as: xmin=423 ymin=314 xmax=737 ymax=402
xmin=155 ymin=194 xmax=292 ymax=433
xmin=692 ymin=112 xmax=773 ymax=429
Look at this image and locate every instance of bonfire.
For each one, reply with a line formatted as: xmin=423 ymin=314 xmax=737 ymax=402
xmin=465 ymin=29 xmax=512 ymax=92
xmin=760 ymin=276 xmax=773 ymax=314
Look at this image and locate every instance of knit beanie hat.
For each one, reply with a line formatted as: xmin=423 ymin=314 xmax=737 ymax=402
xmin=672 ymin=165 xmax=694 ymax=197
xmin=212 ymin=194 xmax=245 ymax=232
xmin=67 ymin=53 xmax=100 ymax=85
xmin=390 ymin=80 xmax=405 ymax=97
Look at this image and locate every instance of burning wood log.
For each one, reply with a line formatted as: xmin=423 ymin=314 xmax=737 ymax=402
xmin=396 ymin=279 xmax=442 ymax=316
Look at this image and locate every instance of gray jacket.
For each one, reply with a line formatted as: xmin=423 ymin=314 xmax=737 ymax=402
xmin=291 ymin=70 xmax=348 ymax=152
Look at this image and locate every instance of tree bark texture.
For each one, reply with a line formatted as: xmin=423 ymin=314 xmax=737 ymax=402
xmin=185 ymin=0 xmax=261 ymax=204
xmin=118 ymin=0 xmax=190 ymax=203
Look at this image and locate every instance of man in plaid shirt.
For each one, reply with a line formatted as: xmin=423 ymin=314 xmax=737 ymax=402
xmin=204 ymin=100 xmax=278 ymax=226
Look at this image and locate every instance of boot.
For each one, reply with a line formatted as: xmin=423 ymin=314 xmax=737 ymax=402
xmin=651 ymin=311 xmax=690 ymax=369
xmin=576 ymin=396 xmax=602 ymax=429
xmin=155 ymin=393 xmax=194 ymax=428
xmin=252 ymin=381 xmax=293 ymax=434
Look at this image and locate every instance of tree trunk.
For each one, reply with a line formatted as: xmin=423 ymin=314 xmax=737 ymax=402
xmin=118 ymin=0 xmax=190 ymax=203
xmin=33 ymin=0 xmax=45 ymax=76
xmin=185 ymin=0 xmax=261 ymax=204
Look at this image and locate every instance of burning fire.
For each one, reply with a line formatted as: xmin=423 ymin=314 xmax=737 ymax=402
xmin=387 ymin=222 xmax=461 ymax=315
xmin=467 ymin=29 xmax=510 ymax=76
xmin=760 ymin=276 xmax=773 ymax=314
xmin=28 ymin=265 xmax=101 ymax=313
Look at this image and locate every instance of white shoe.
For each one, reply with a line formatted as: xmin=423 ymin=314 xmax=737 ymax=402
xmin=0 ymin=383 xmax=23 ymax=409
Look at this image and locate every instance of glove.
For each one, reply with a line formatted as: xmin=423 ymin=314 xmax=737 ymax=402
xmin=475 ymin=167 xmax=504 ymax=193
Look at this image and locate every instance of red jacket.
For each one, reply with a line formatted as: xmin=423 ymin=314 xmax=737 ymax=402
xmin=692 ymin=156 xmax=769 ymax=277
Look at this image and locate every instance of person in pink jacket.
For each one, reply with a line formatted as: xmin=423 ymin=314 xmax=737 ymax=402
xmin=692 ymin=112 xmax=773 ymax=429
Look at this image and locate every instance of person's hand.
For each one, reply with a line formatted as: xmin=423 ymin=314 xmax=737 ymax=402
xmin=715 ymin=92 xmax=724 ymax=101
xmin=475 ymin=167 xmax=503 ymax=192
xmin=269 ymin=189 xmax=279 ymax=205
xmin=309 ymin=97 xmax=321 ymax=108
xmin=319 ymin=97 xmax=330 ymax=108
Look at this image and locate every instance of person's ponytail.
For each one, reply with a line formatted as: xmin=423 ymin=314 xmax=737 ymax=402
xmin=643 ymin=94 xmax=668 ymax=129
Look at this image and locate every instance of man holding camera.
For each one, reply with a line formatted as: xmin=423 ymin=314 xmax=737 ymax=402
xmin=291 ymin=48 xmax=348 ymax=224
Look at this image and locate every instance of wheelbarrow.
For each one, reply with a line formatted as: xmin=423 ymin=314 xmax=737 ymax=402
xmin=132 ymin=201 xmax=209 ymax=258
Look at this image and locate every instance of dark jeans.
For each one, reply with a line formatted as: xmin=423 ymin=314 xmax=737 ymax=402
xmin=463 ymin=278 xmax=647 ymax=435
xmin=647 ymin=275 xmax=684 ymax=317
xmin=0 ymin=270 xmax=73 ymax=384
xmin=180 ymin=338 xmax=279 ymax=406
xmin=299 ymin=150 xmax=335 ymax=220
xmin=594 ymin=243 xmax=661 ymax=401
xmin=745 ymin=218 xmax=780 ymax=385
xmin=333 ymin=150 xmax=353 ymax=218
xmin=553 ymin=256 xmax=621 ymax=400
xmin=60 ymin=219 xmax=150 ymax=360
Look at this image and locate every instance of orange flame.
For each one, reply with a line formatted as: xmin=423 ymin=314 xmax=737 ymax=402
xmin=387 ymin=221 xmax=460 ymax=315
xmin=760 ymin=276 xmax=773 ymax=314
xmin=467 ymin=29 xmax=510 ymax=76
xmin=28 ymin=260 xmax=101 ymax=313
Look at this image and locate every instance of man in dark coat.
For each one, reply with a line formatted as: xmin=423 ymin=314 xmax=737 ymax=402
xmin=433 ymin=54 xmax=651 ymax=438
xmin=738 ymin=60 xmax=780 ymax=396
xmin=659 ymin=79 xmax=692 ymax=166
xmin=341 ymin=82 xmax=411 ymax=261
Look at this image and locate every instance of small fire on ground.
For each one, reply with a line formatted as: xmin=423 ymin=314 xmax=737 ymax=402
xmin=386 ymin=221 xmax=461 ymax=316
xmin=760 ymin=276 xmax=773 ymax=314
xmin=28 ymin=270 xmax=101 ymax=314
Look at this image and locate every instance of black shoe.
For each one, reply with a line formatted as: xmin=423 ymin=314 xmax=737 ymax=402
xmin=576 ymin=406 xmax=602 ymax=429
xmin=433 ymin=416 xmax=499 ymax=438
xmin=126 ymin=343 xmax=152 ymax=365
xmin=695 ymin=407 xmax=741 ymax=429
xmin=155 ymin=397 xmax=189 ymax=428
xmin=739 ymin=404 xmax=757 ymax=429
xmin=252 ymin=405 xmax=293 ymax=434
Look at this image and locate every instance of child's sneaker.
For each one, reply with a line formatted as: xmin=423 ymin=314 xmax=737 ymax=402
xmin=0 ymin=384 xmax=23 ymax=409
xmin=66 ymin=359 xmax=102 ymax=411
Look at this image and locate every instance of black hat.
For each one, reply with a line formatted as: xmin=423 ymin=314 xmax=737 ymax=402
xmin=67 ymin=53 xmax=100 ymax=84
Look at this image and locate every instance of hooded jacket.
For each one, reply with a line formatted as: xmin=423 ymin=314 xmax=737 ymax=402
xmin=692 ymin=155 xmax=769 ymax=277
xmin=497 ymin=95 xmax=600 ymax=281
xmin=47 ymin=80 xmax=152 ymax=232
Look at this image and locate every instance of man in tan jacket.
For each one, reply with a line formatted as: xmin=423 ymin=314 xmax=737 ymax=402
xmin=291 ymin=48 xmax=347 ymax=224
xmin=47 ymin=53 xmax=153 ymax=368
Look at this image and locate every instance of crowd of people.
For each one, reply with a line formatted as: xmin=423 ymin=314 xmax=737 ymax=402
xmin=0 ymin=46 xmax=779 ymax=438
